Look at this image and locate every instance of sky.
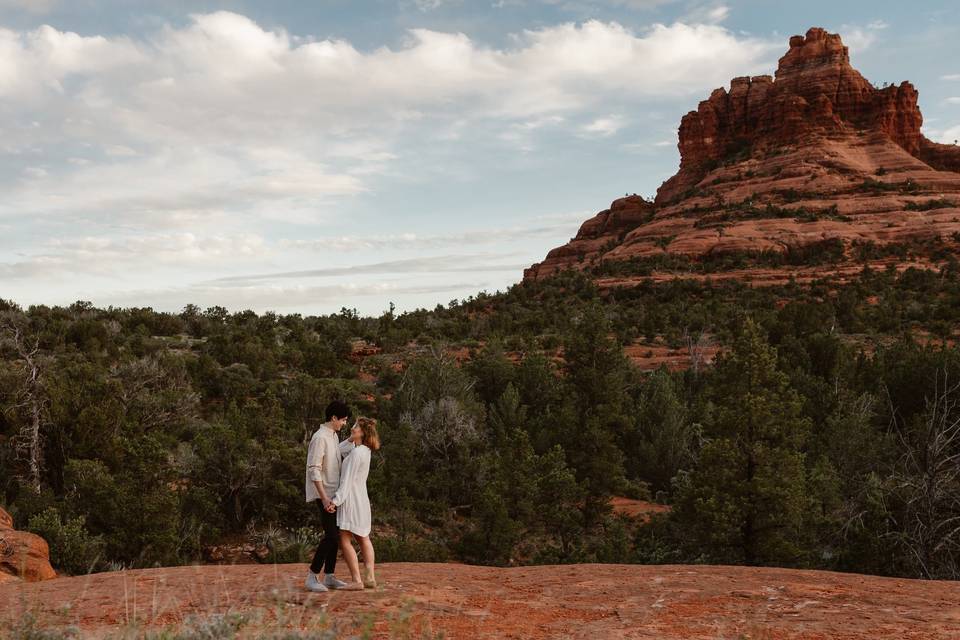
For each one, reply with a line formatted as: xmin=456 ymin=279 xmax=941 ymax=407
xmin=1 ymin=0 xmax=959 ymax=317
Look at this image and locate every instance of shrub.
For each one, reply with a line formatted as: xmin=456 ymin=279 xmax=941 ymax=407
xmin=26 ymin=507 xmax=105 ymax=576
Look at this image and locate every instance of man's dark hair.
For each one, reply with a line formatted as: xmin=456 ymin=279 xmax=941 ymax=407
xmin=325 ymin=400 xmax=351 ymax=421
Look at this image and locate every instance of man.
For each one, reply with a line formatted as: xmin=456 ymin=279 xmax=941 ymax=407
xmin=304 ymin=400 xmax=352 ymax=592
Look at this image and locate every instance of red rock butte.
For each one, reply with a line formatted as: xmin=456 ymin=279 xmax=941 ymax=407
xmin=525 ymin=27 xmax=960 ymax=283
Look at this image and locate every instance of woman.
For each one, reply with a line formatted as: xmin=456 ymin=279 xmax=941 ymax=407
xmin=327 ymin=417 xmax=380 ymax=590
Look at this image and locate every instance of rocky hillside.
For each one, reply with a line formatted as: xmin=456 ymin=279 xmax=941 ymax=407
xmin=1 ymin=563 xmax=958 ymax=639
xmin=525 ymin=27 xmax=960 ymax=283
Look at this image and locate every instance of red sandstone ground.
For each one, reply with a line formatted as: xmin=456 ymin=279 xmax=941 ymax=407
xmin=1 ymin=563 xmax=958 ymax=639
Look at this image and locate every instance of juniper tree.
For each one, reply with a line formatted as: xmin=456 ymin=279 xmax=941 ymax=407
xmin=675 ymin=319 xmax=811 ymax=565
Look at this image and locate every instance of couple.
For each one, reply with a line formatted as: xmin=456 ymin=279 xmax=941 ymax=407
xmin=304 ymin=400 xmax=380 ymax=592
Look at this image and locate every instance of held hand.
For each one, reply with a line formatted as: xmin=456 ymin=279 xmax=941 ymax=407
xmin=326 ymin=502 xmax=336 ymax=513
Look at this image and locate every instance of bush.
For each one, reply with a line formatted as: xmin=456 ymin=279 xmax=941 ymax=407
xmin=249 ymin=525 xmax=322 ymax=564
xmin=376 ymin=536 xmax=451 ymax=563
xmin=26 ymin=507 xmax=105 ymax=576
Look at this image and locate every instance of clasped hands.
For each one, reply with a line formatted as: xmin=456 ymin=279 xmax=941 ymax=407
xmin=323 ymin=499 xmax=336 ymax=513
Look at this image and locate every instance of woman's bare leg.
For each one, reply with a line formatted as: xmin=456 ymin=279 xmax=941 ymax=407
xmin=357 ymin=535 xmax=376 ymax=586
xmin=339 ymin=530 xmax=363 ymax=585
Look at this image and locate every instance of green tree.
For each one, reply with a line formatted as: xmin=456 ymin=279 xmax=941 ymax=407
xmin=674 ymin=320 xmax=811 ymax=565
xmin=631 ymin=368 xmax=696 ymax=494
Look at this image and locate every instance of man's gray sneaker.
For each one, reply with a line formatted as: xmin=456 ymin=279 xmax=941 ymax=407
xmin=305 ymin=572 xmax=328 ymax=592
xmin=323 ymin=574 xmax=349 ymax=589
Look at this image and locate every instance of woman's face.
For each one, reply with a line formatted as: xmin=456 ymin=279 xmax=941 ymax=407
xmin=350 ymin=424 xmax=362 ymax=441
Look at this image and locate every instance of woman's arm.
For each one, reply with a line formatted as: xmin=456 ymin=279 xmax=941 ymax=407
xmin=339 ymin=438 xmax=356 ymax=457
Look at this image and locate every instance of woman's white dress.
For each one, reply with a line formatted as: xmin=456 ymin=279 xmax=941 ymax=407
xmin=331 ymin=443 xmax=372 ymax=537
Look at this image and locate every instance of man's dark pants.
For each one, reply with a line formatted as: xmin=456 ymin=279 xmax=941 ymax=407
xmin=309 ymin=501 xmax=338 ymax=575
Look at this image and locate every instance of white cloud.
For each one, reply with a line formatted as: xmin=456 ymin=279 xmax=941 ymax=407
xmin=579 ymin=115 xmax=625 ymax=137
xmin=933 ymin=124 xmax=960 ymax=145
xmin=278 ymin=220 xmax=582 ymax=252
xmin=943 ymin=74 xmax=960 ymax=81
xmin=946 ymin=97 xmax=960 ymax=105
xmin=525 ymin=0 xmax=677 ymax=9
xmin=0 ymin=232 xmax=271 ymax=280
xmin=212 ymin=254 xmax=528 ymax=284
xmin=840 ymin=20 xmax=889 ymax=53
xmin=412 ymin=0 xmax=459 ymax=10
xmin=0 ymin=13 xmax=777 ymax=229
xmin=22 ymin=166 xmax=47 ymax=179
xmin=0 ymin=0 xmax=58 ymax=14
xmin=682 ymin=4 xmax=730 ymax=25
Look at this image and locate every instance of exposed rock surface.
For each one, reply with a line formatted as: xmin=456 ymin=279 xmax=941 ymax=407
xmin=1 ymin=563 xmax=958 ymax=638
xmin=525 ymin=28 xmax=960 ymax=282
xmin=0 ymin=506 xmax=56 ymax=583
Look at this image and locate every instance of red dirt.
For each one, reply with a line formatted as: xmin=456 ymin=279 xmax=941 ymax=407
xmin=1 ymin=563 xmax=957 ymax=639
xmin=609 ymin=497 xmax=672 ymax=520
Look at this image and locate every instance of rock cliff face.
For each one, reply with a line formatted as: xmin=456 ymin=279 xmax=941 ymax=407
xmin=525 ymin=28 xmax=960 ymax=282
xmin=0 ymin=505 xmax=57 ymax=583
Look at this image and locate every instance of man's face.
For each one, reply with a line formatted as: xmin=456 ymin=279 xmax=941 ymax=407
xmin=332 ymin=415 xmax=349 ymax=431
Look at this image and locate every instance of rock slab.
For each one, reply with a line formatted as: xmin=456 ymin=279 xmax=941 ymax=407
xmin=0 ymin=505 xmax=57 ymax=583
xmin=0 ymin=563 xmax=957 ymax=639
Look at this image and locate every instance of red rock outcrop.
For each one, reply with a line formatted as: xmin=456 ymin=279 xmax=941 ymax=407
xmin=525 ymin=28 xmax=960 ymax=282
xmin=0 ymin=506 xmax=57 ymax=583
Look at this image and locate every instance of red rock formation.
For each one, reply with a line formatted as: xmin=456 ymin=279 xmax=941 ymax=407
xmin=525 ymin=28 xmax=960 ymax=282
xmin=0 ymin=505 xmax=57 ymax=582
xmin=523 ymin=195 xmax=653 ymax=280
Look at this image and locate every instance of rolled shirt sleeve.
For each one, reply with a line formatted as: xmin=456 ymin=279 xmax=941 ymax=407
xmin=306 ymin=436 xmax=324 ymax=482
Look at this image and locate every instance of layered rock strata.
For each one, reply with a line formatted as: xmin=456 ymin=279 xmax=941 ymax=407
xmin=525 ymin=28 xmax=960 ymax=281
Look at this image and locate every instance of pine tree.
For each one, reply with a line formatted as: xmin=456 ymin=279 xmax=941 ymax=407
xmin=675 ymin=319 xmax=811 ymax=565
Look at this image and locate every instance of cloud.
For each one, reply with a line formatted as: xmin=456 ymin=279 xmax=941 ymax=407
xmin=212 ymin=253 xmax=529 ymax=284
xmin=946 ymin=97 xmax=960 ymax=105
xmin=1 ymin=14 xmax=778 ymax=125
xmin=943 ymin=74 xmax=960 ymax=81
xmin=682 ymin=4 xmax=730 ymax=25
xmin=0 ymin=0 xmax=58 ymax=14
xmin=412 ymin=0 xmax=460 ymax=10
xmin=933 ymin=124 xmax=960 ymax=145
xmin=518 ymin=0 xmax=677 ymax=9
xmin=0 ymin=14 xmax=777 ymax=227
xmin=278 ymin=219 xmax=583 ymax=252
xmin=840 ymin=19 xmax=889 ymax=53
xmin=0 ymin=11 xmax=779 ymax=312
xmin=0 ymin=233 xmax=270 ymax=280
xmin=579 ymin=115 xmax=625 ymax=137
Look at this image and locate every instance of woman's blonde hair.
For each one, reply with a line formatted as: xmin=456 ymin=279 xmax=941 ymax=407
xmin=356 ymin=417 xmax=381 ymax=451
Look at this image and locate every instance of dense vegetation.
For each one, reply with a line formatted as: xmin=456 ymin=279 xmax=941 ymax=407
xmin=2 ymin=262 xmax=959 ymax=580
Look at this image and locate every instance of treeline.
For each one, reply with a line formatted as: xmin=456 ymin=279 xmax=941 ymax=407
xmin=1 ymin=265 xmax=959 ymax=580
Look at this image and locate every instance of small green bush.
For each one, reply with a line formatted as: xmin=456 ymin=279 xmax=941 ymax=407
xmin=26 ymin=508 xmax=105 ymax=576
